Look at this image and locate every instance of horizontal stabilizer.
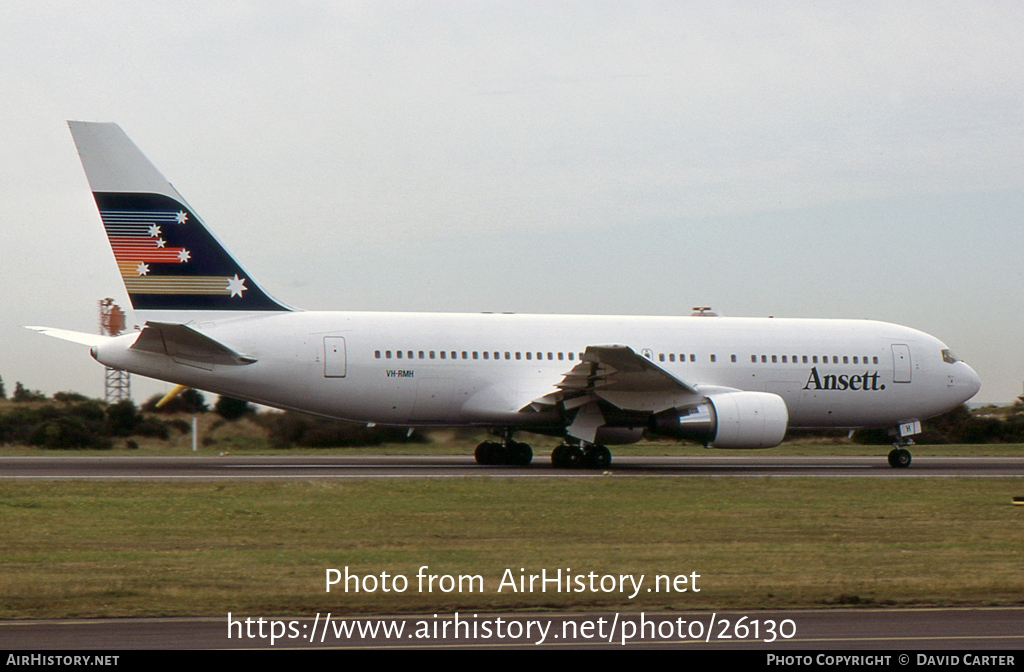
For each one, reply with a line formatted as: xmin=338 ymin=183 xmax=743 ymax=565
xmin=24 ymin=326 xmax=110 ymax=347
xmin=130 ymin=321 xmax=256 ymax=367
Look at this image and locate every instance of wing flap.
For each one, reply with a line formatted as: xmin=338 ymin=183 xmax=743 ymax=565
xmin=524 ymin=344 xmax=702 ymax=414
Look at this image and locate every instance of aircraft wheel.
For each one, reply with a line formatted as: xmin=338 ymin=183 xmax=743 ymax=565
xmin=475 ymin=441 xmax=501 ymax=466
xmin=511 ymin=441 xmax=533 ymax=466
xmin=591 ymin=445 xmax=612 ymax=469
xmin=887 ymin=448 xmax=912 ymax=468
xmin=551 ymin=444 xmax=582 ymax=469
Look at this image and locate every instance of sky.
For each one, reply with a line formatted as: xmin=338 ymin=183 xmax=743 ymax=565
xmin=1 ymin=1 xmax=1022 ymax=404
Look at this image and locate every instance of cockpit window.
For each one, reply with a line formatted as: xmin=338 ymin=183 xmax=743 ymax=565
xmin=941 ymin=349 xmax=959 ymax=364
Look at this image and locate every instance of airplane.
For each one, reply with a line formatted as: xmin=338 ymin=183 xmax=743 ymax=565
xmin=29 ymin=121 xmax=981 ymax=469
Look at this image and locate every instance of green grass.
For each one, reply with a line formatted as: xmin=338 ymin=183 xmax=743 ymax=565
xmin=1 ymin=478 xmax=1022 ymax=619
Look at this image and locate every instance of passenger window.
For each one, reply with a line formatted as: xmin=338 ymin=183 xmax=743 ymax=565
xmin=558 ymin=352 xmax=564 ymax=361
xmin=397 ymin=351 xmax=403 ymax=359
xmin=873 ymin=356 xmax=878 ymax=364
xmin=418 ymin=351 xmax=425 ymax=359
xmin=710 ymin=354 xmax=717 ymax=362
xmin=730 ymin=355 xmax=736 ymax=363
xmin=407 ymin=351 xmax=413 ymax=359
xmin=462 ymin=351 xmax=468 ymax=360
xmin=515 ymin=352 xmax=521 ymax=360
xmin=568 ymin=353 xmax=574 ymax=361
xmin=802 ymin=356 xmax=808 ymax=363
xmin=483 ymin=352 xmax=489 ymax=360
xmin=505 ymin=352 xmax=511 ymax=360
xmin=440 ymin=351 xmax=446 ymax=360
xmin=473 ymin=352 xmax=479 ymax=360
xmin=782 ymin=355 xmax=788 ymax=363
xmin=761 ymin=355 xmax=767 ymax=363
xmin=429 ymin=351 xmax=435 ymax=359
xmin=812 ymin=356 xmax=818 ymax=363
xmin=669 ymin=354 xmax=676 ymax=362
xmin=659 ymin=353 xmax=665 ymax=362
xmin=547 ymin=352 xmax=553 ymax=360
xmin=375 ymin=350 xmax=381 ymax=359
xmin=386 ymin=351 xmax=392 ymax=359
xmin=843 ymin=356 xmax=849 ymax=364
xmin=751 ymin=355 xmax=757 ymax=363
xmin=832 ymin=356 xmax=838 ymax=364
xmin=526 ymin=352 xmax=532 ymax=360
xmin=852 ymin=356 xmax=858 ymax=364
xmin=689 ymin=354 xmax=695 ymax=362
xmin=771 ymin=355 xmax=777 ymax=363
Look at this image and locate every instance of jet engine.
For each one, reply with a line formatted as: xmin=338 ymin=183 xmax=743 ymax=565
xmin=649 ymin=391 xmax=789 ymax=449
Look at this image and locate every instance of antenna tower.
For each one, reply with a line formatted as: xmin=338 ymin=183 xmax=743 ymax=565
xmin=99 ymin=298 xmax=131 ymax=403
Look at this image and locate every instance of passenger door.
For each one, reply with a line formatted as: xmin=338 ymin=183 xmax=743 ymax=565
xmin=891 ymin=344 xmax=911 ymax=383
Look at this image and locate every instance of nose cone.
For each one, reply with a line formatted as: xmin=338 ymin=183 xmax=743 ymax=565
xmin=957 ymin=361 xmax=982 ymax=402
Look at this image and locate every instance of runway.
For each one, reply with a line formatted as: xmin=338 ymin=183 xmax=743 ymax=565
xmin=1 ymin=454 xmax=1023 ymax=480
xmin=1 ymin=607 xmax=1021 ymax=650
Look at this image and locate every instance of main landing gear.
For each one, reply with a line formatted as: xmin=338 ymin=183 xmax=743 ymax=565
xmin=551 ymin=441 xmax=612 ymax=469
xmin=474 ymin=436 xmax=533 ymax=466
xmin=887 ymin=438 xmax=914 ymax=469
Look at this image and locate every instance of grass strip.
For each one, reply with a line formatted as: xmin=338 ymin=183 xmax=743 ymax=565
xmin=1 ymin=478 xmax=1023 ymax=618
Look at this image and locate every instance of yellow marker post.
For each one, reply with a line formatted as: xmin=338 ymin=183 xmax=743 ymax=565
xmin=154 ymin=385 xmax=188 ymax=408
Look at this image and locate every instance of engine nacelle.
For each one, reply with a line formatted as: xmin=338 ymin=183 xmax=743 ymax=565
xmin=650 ymin=391 xmax=789 ymax=449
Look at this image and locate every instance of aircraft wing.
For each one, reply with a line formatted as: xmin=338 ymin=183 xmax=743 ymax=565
xmin=527 ymin=344 xmax=701 ymax=414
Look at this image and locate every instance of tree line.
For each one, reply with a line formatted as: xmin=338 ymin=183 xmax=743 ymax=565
xmin=2 ymin=373 xmax=1022 ymax=448
xmin=0 ymin=376 xmax=422 ymax=449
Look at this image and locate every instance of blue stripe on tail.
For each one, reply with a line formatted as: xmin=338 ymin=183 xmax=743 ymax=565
xmin=95 ymin=192 xmax=289 ymax=312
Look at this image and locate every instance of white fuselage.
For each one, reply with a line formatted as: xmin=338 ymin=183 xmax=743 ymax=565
xmin=93 ymin=311 xmax=981 ymax=437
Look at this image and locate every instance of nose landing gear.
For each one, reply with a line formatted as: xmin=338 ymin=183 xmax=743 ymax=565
xmin=887 ymin=438 xmax=914 ymax=468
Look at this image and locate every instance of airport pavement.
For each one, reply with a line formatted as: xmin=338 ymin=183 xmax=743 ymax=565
xmin=1 ymin=454 xmax=1023 ymax=479
xmin=1 ymin=607 xmax=1022 ymax=650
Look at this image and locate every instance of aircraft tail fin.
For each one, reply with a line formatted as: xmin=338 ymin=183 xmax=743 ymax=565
xmin=67 ymin=121 xmax=290 ymax=315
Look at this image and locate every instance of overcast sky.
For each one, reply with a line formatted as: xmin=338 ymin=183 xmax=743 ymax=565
xmin=1 ymin=1 xmax=1022 ymax=405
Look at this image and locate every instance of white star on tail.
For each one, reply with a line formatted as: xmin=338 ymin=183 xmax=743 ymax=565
xmin=226 ymin=275 xmax=247 ymax=298
xmin=175 ymin=211 xmax=188 ymax=224
xmin=177 ymin=249 xmax=190 ymax=263
xmin=136 ymin=263 xmax=149 ymax=276
xmin=147 ymin=224 xmax=161 ymax=237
